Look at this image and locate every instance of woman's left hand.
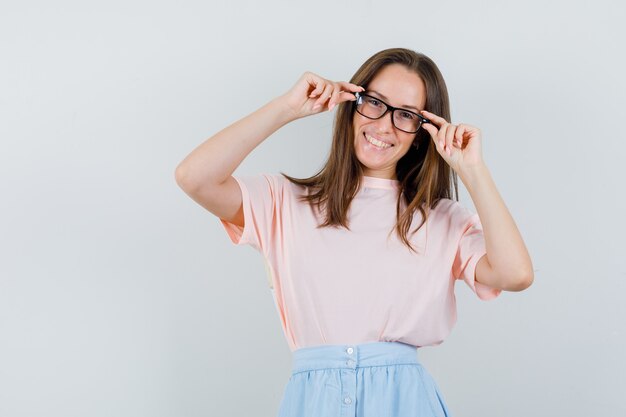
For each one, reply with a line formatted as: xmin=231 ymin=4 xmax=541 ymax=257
xmin=420 ymin=110 xmax=484 ymax=175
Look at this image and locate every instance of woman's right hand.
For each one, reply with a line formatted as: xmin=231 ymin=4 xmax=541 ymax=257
xmin=277 ymin=71 xmax=365 ymax=121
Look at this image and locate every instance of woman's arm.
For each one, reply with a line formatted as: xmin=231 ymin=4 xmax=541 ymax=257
xmin=174 ymin=97 xmax=295 ymax=227
xmin=460 ymin=163 xmax=534 ymax=292
xmin=174 ymin=72 xmax=363 ymax=226
xmin=174 ymin=96 xmax=294 ymax=190
xmin=420 ymin=111 xmax=534 ymax=292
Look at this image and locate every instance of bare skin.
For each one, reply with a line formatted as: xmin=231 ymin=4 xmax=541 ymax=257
xmin=174 ymin=71 xmax=361 ymax=228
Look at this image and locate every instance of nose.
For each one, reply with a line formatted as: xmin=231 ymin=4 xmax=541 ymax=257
xmin=373 ymin=109 xmax=394 ymax=133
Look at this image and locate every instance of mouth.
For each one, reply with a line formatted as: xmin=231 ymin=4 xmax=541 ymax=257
xmin=363 ymin=133 xmax=394 ymax=150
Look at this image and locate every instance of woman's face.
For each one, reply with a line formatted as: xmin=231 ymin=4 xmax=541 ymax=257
xmin=353 ymin=63 xmax=427 ymax=180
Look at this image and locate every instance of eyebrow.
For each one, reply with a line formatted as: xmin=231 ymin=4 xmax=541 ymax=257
xmin=368 ymin=90 xmax=421 ymax=112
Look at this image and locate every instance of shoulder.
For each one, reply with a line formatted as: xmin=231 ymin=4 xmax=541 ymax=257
xmin=429 ymin=198 xmax=479 ymax=229
xmin=432 ymin=198 xmax=474 ymax=216
xmin=429 ymin=198 xmax=462 ymax=218
xmin=263 ymin=173 xmax=297 ymax=192
xmin=240 ymin=173 xmax=308 ymax=201
xmin=235 ymin=172 xmax=290 ymax=190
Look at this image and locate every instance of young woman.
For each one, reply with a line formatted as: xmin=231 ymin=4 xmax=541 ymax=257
xmin=175 ymin=47 xmax=533 ymax=417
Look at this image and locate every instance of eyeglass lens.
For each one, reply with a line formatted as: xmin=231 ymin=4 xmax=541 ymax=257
xmin=356 ymin=95 xmax=422 ymax=133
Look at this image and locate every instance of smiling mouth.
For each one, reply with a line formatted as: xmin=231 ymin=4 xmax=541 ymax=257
xmin=364 ymin=133 xmax=394 ymax=149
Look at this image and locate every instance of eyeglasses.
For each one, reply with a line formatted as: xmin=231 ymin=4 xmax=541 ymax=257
xmin=353 ymin=91 xmax=430 ymax=134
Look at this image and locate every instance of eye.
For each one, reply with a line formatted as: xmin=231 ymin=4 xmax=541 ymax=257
xmin=366 ymin=97 xmax=382 ymax=107
xmin=400 ymin=111 xmax=416 ymax=120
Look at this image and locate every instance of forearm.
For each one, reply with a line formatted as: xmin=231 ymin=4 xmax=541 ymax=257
xmin=175 ymin=95 xmax=295 ymax=188
xmin=459 ymin=163 xmax=534 ymax=288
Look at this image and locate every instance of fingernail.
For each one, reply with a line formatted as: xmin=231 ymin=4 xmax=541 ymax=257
xmin=313 ymin=104 xmax=321 ymax=110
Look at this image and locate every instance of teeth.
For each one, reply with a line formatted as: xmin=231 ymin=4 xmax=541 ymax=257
xmin=365 ymin=134 xmax=392 ymax=149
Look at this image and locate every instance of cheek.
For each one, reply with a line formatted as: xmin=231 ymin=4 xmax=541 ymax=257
xmin=398 ymin=137 xmax=416 ymax=154
xmin=353 ymin=113 xmax=369 ymax=131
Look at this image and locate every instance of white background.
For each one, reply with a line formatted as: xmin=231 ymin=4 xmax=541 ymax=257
xmin=1 ymin=1 xmax=625 ymax=416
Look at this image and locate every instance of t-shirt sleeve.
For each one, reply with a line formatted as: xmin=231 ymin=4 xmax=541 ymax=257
xmin=219 ymin=173 xmax=284 ymax=254
xmin=451 ymin=204 xmax=502 ymax=301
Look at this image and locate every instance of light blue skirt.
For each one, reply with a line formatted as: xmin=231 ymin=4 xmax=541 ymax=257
xmin=277 ymin=341 xmax=451 ymax=417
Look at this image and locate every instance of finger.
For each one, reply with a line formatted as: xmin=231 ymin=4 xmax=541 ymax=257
xmin=323 ymin=84 xmax=336 ymax=109
xmin=313 ymin=84 xmax=334 ymax=109
xmin=445 ymin=124 xmax=456 ymax=154
xmin=426 ymin=122 xmax=445 ymax=151
xmin=455 ymin=124 xmax=468 ymax=147
xmin=328 ymin=85 xmax=338 ymax=108
xmin=338 ymin=91 xmax=359 ymax=102
xmin=421 ymin=122 xmax=439 ymax=140
xmin=437 ymin=123 xmax=449 ymax=149
xmin=330 ymin=90 xmax=361 ymax=111
xmin=308 ymin=77 xmax=326 ymax=98
xmin=337 ymin=81 xmax=365 ymax=93
xmin=420 ymin=110 xmax=449 ymax=127
xmin=324 ymin=83 xmax=335 ymax=99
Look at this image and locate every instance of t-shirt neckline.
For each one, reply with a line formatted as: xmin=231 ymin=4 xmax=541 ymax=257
xmin=361 ymin=175 xmax=401 ymax=190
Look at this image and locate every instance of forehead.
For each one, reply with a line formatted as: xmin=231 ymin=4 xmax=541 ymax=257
xmin=368 ymin=64 xmax=426 ymax=109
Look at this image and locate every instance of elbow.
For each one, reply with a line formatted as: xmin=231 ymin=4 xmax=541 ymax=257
xmin=509 ymin=270 xmax=534 ymax=292
xmin=175 ymin=165 xmax=195 ymax=190
xmin=174 ymin=165 xmax=186 ymax=186
xmin=174 ymin=165 xmax=185 ymax=185
xmin=486 ymin=257 xmax=534 ymax=292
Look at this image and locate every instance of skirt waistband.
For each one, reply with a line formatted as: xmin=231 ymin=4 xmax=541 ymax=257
xmin=290 ymin=341 xmax=419 ymax=374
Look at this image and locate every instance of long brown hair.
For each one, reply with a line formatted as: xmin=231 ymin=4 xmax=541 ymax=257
xmin=280 ymin=47 xmax=458 ymax=254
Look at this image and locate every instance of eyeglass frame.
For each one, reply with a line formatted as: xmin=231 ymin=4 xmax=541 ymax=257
xmin=353 ymin=91 xmax=430 ymax=134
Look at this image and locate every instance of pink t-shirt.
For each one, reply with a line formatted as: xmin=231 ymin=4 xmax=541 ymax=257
xmin=220 ymin=173 xmax=501 ymax=352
